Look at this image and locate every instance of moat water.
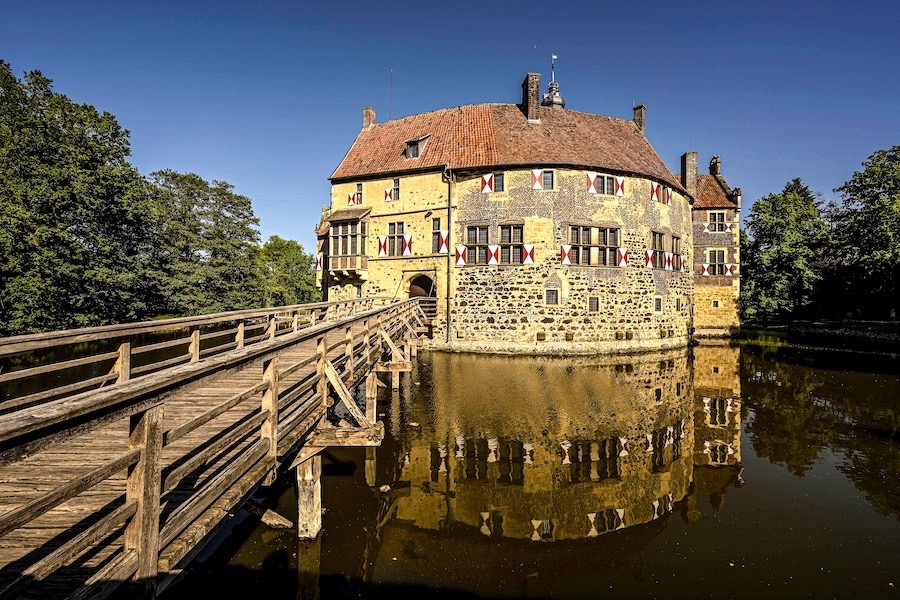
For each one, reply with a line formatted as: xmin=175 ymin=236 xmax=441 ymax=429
xmin=162 ymin=339 xmax=900 ymax=599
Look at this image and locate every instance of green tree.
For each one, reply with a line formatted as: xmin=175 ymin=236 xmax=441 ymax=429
xmin=257 ymin=235 xmax=319 ymax=307
xmin=830 ymin=146 xmax=900 ymax=319
xmin=150 ymin=170 xmax=263 ymax=315
xmin=741 ymin=179 xmax=830 ymax=320
xmin=0 ymin=62 xmax=159 ymax=334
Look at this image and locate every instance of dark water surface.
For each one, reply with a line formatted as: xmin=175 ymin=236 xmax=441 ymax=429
xmin=162 ymin=342 xmax=900 ymax=599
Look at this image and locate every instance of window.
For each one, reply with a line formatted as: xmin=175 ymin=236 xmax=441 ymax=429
xmin=545 ymin=289 xmax=559 ymax=305
xmin=671 ymin=236 xmax=682 ymax=271
xmin=566 ymin=439 xmax=621 ymax=484
xmin=356 ymin=183 xmax=363 ymax=204
xmin=405 ymin=135 xmax=428 ymax=159
xmin=651 ymin=231 xmax=665 ymax=268
xmin=569 ymin=226 xmax=619 ymax=266
xmin=330 ymin=221 xmax=365 ymax=256
xmin=709 ymin=211 xmax=726 ymax=232
xmin=466 ymin=225 xmax=489 ymax=264
xmin=596 ymin=174 xmax=616 ymax=195
xmin=494 ymin=172 xmax=505 ymax=192
xmin=712 ymin=300 xmax=720 ymax=308
xmin=393 ymin=178 xmax=400 ymax=201
xmin=708 ymin=249 xmax=725 ymax=275
xmin=588 ymin=296 xmax=600 ymax=312
xmin=543 ymin=170 xmax=555 ymax=190
xmin=676 ymin=298 xmax=682 ymax=311
xmin=654 ymin=297 xmax=662 ymax=312
xmin=387 ymin=222 xmax=405 ymax=256
xmin=500 ymin=224 xmax=523 ymax=264
xmin=431 ymin=218 xmax=442 ymax=254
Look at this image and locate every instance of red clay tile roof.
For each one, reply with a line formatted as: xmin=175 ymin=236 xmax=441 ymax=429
xmin=695 ymin=174 xmax=738 ymax=209
xmin=331 ymin=104 xmax=685 ymax=192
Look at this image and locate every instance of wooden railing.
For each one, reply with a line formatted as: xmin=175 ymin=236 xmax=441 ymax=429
xmin=418 ymin=297 xmax=437 ymax=320
xmin=0 ymin=298 xmax=429 ymax=599
xmin=0 ymin=297 xmax=385 ymax=415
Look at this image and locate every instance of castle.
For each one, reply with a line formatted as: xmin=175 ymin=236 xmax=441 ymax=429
xmin=316 ymin=71 xmax=740 ymax=352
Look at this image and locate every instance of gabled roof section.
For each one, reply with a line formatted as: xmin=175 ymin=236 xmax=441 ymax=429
xmin=696 ymin=174 xmax=739 ymax=209
xmin=325 ymin=206 xmax=372 ymax=222
xmin=331 ymin=104 xmax=684 ymax=191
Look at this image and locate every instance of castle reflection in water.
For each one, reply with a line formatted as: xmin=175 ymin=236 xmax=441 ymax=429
xmin=365 ymin=345 xmax=744 ymax=589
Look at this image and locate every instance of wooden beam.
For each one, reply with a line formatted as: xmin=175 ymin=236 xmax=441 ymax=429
xmin=308 ymin=422 xmax=384 ymax=447
xmin=323 ymin=361 xmax=370 ymax=427
xmin=125 ymin=403 xmax=163 ymax=597
xmin=261 ymin=357 xmax=280 ymax=486
xmin=374 ymin=361 xmax=412 ymax=372
xmin=297 ymin=455 xmax=322 ymax=540
xmin=378 ymin=328 xmax=407 ymax=361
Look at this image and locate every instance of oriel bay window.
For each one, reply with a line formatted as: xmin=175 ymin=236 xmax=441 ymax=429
xmin=328 ymin=219 xmax=367 ymax=271
xmin=500 ymin=224 xmax=523 ymax=264
xmin=466 ymin=225 xmax=489 ymax=264
xmin=570 ymin=226 xmax=619 ymax=266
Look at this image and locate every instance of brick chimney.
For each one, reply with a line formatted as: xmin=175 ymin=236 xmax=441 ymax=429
xmin=521 ymin=73 xmax=541 ymax=122
xmin=633 ymin=104 xmax=646 ymax=134
xmin=362 ymin=106 xmax=376 ymax=129
xmin=681 ymin=151 xmax=698 ymax=199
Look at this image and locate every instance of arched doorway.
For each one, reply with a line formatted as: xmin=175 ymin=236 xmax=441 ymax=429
xmin=408 ymin=274 xmax=436 ymax=298
xmin=408 ymin=274 xmax=437 ymax=319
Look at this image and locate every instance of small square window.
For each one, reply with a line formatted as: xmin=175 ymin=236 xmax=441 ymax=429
xmin=543 ymin=170 xmax=555 ymax=190
xmin=588 ymin=296 xmax=600 ymax=312
xmin=712 ymin=300 xmax=720 ymax=308
xmin=546 ymin=289 xmax=559 ymax=305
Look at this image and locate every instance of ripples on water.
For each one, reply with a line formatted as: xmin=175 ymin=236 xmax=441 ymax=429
xmin=162 ymin=343 xmax=900 ymax=599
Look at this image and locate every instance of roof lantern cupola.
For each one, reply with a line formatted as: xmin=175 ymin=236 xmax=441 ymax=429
xmin=541 ymin=54 xmax=566 ymax=109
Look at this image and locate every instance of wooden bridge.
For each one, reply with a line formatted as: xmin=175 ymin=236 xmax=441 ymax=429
xmin=0 ymin=297 xmax=432 ymax=599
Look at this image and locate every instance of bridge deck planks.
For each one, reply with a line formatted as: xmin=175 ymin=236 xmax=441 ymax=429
xmin=0 ymin=319 xmax=385 ymax=598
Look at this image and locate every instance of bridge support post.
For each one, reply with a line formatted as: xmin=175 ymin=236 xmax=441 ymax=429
xmin=125 ymin=403 xmax=163 ymax=597
xmin=296 ymin=536 xmax=321 ymax=600
xmin=114 ymin=340 xmax=131 ymax=383
xmin=188 ymin=327 xmax=200 ymax=362
xmin=365 ymin=371 xmax=378 ymax=422
xmin=236 ymin=321 xmax=245 ymax=349
xmin=365 ymin=447 xmax=377 ymax=488
xmin=261 ymin=357 xmax=280 ymax=486
xmin=296 ymin=455 xmax=322 ymax=540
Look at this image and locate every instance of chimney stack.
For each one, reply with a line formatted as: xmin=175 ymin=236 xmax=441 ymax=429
xmin=709 ymin=155 xmax=722 ymax=176
xmin=633 ymin=104 xmax=646 ymax=135
xmin=362 ymin=106 xmax=376 ymax=129
xmin=681 ymin=151 xmax=698 ymax=199
xmin=521 ymin=73 xmax=541 ymax=122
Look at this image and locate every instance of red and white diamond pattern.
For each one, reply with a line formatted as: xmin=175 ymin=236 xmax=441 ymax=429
xmin=666 ymin=187 xmax=673 ymax=206
xmin=455 ymin=246 xmax=467 ymax=266
xmin=532 ymin=169 xmax=543 ymax=190
xmin=560 ymin=245 xmax=572 ymax=265
xmin=378 ymin=236 xmax=387 ymax=258
xmin=614 ymin=176 xmax=625 ymax=196
xmin=587 ymin=173 xmax=598 ymax=194
xmin=347 ymin=192 xmax=357 ymax=206
xmin=438 ymin=230 xmax=449 ymax=253
xmin=617 ymin=247 xmax=628 ymax=267
xmin=402 ymin=234 xmax=412 ymax=256
xmin=481 ymin=173 xmax=493 ymax=193
xmin=650 ymin=182 xmax=660 ymax=202
xmin=522 ymin=244 xmax=535 ymax=265
xmin=664 ymin=252 xmax=673 ymax=270
xmin=384 ymin=188 xmax=392 ymax=201
xmin=487 ymin=245 xmax=499 ymax=265
xmin=645 ymin=250 xmax=654 ymax=269
xmin=315 ymin=253 xmax=322 ymax=271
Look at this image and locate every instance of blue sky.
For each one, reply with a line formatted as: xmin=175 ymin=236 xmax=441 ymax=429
xmin=2 ymin=1 xmax=897 ymax=250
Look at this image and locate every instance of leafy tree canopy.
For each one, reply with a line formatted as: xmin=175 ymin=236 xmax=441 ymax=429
xmin=258 ymin=235 xmax=319 ymax=307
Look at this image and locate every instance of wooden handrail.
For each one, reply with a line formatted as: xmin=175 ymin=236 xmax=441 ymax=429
xmin=0 ymin=296 xmax=426 ymax=600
